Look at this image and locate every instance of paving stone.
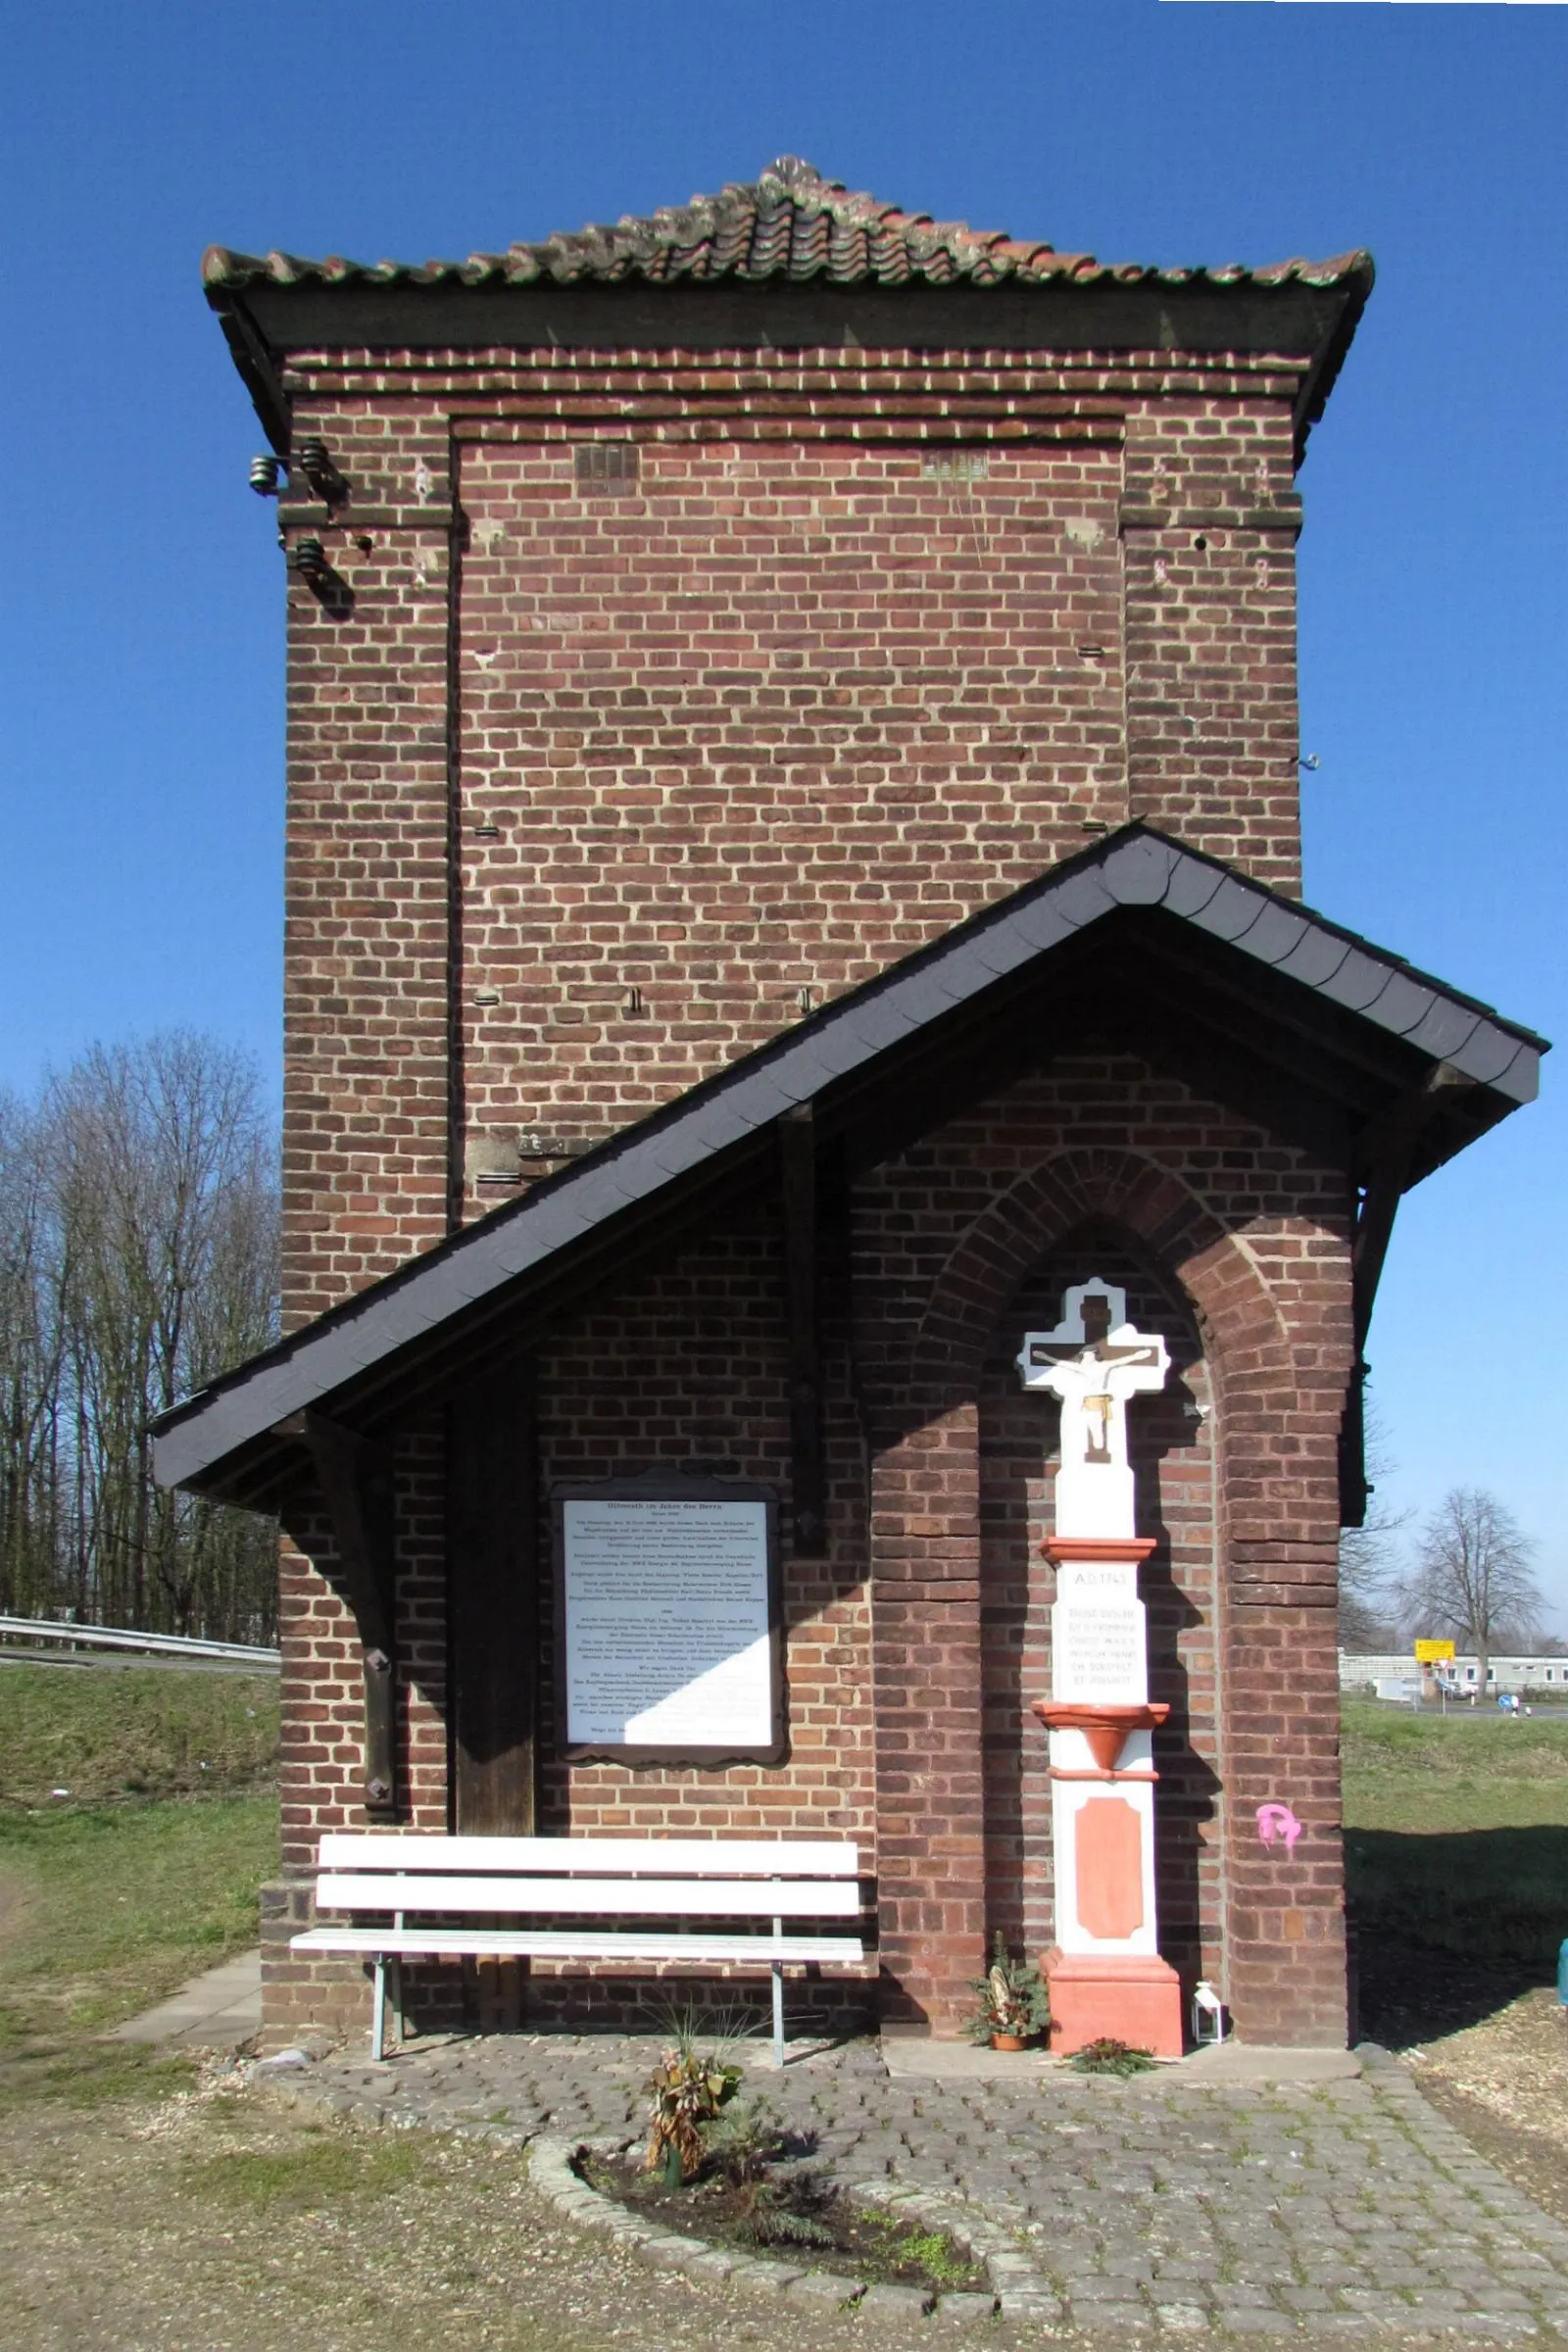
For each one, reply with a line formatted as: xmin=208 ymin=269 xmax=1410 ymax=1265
xmin=726 ymin=2259 xmax=805 ymax=2292
xmin=636 ymin=2237 xmax=709 ymax=2273
xmin=686 ymin=2250 xmax=740 ymax=2280
xmin=858 ymin=2282 xmax=934 ymax=2318
xmin=931 ymin=2291 xmax=998 ymax=2326
xmin=784 ymin=2271 xmax=864 ymax=2305
xmin=292 ymin=2029 xmax=1568 ymax=2333
xmin=1337 ymin=2289 xmax=1424 ymax=2318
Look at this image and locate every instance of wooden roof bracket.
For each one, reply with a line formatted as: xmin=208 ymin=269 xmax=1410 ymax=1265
xmin=209 ymin=290 xmax=292 ymax=457
xmin=780 ymin=1106 xmax=827 ymax=1558
xmin=276 ymin=1408 xmax=400 ymax=1821
xmin=1340 ymin=1062 xmax=1477 ymax=1525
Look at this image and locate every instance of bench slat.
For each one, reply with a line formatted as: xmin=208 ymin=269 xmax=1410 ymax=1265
xmin=293 ymin=1928 xmax=864 ymax=1965
xmin=317 ymin=1835 xmax=859 ymax=1878
xmin=315 ymin=1872 xmax=860 ymax=1921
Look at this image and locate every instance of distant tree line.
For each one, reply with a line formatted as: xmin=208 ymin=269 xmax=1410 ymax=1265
xmin=0 ymin=1033 xmax=279 ymax=1642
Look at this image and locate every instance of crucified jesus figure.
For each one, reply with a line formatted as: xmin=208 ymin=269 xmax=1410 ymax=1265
xmin=1016 ymin=1281 xmax=1171 ymax=1539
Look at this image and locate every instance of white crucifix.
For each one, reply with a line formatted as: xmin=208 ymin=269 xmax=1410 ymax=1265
xmin=1015 ymin=1279 xmax=1170 ymax=1541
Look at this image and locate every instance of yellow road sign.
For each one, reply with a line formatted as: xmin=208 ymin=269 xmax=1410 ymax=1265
xmin=1414 ymin=1639 xmax=1456 ymax=1663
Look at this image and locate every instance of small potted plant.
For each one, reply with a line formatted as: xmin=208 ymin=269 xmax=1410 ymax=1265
xmin=964 ymin=1933 xmax=1050 ymax=2049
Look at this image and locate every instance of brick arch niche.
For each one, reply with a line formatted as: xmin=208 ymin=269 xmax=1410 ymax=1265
xmin=864 ymin=1109 xmax=1352 ymax=2041
xmin=912 ymin=1144 xmax=1288 ymax=1413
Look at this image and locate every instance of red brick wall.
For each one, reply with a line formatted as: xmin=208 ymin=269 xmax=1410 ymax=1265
xmin=261 ymin=323 xmax=1344 ymax=2051
xmin=533 ymin=1210 xmax=875 ymax=1852
xmin=280 ymin=404 xmax=454 ymax=1326
xmin=262 ymin=1053 xmax=1350 ymax=2048
xmin=1123 ymin=402 xmax=1302 ymax=883
xmin=457 ymin=435 xmax=1125 ymax=1158
xmin=273 ymin=342 xmax=1309 ymax=1312
xmin=266 ymin=1427 xmax=451 ymax=2041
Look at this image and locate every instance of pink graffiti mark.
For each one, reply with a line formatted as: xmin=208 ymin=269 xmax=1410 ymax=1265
xmin=1255 ymin=1802 xmax=1303 ymax=1853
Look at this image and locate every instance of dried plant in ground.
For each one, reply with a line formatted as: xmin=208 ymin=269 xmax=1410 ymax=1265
xmin=641 ymin=2044 xmax=741 ymax=2185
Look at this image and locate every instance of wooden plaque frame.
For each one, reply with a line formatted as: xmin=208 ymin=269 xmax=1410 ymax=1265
xmin=551 ymin=1473 xmax=786 ymax=1768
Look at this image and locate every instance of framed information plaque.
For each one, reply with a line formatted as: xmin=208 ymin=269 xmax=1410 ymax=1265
xmin=551 ymin=1475 xmax=785 ymax=1766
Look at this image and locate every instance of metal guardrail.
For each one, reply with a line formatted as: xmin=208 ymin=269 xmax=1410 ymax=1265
xmin=0 ymin=1615 xmax=280 ymax=1667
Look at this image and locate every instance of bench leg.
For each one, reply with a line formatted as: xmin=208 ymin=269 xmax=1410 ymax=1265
xmin=771 ymin=1961 xmax=785 ymax=2070
xmin=371 ymin=1957 xmax=387 ymax=2062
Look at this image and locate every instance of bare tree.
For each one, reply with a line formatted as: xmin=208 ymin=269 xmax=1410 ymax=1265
xmin=1394 ymin=1488 xmax=1545 ymax=1692
xmin=0 ymin=1093 xmax=71 ymax=1614
xmin=0 ymin=1033 xmax=279 ymax=1640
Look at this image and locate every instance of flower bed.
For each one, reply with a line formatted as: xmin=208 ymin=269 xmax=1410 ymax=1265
xmin=577 ymin=2141 xmax=983 ymax=2293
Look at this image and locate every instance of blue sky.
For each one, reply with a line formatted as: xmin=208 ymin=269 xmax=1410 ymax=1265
xmin=2 ymin=1 xmax=1564 ymax=1621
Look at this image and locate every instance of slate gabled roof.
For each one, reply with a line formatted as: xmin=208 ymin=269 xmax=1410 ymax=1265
xmin=202 ymin=155 xmax=1372 ymax=301
xmin=151 ymin=825 xmax=1542 ymax=1502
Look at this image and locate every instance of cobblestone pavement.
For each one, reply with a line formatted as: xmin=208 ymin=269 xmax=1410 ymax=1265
xmin=291 ymin=2033 xmax=1568 ymax=2338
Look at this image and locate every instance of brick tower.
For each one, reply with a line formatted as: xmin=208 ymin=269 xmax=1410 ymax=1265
xmin=159 ymin=163 xmax=1540 ymax=2051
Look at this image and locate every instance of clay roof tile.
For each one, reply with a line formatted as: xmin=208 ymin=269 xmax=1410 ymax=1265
xmin=202 ymin=159 xmax=1370 ymax=302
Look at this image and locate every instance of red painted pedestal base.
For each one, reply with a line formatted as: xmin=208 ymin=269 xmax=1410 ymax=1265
xmin=1043 ymin=1948 xmax=1185 ymax=2058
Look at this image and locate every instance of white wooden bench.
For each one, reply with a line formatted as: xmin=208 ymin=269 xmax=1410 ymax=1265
xmin=294 ymin=1834 xmax=864 ymax=2065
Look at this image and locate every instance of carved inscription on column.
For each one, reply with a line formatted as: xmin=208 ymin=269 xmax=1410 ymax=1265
xmin=1052 ymin=1559 xmax=1148 ymax=1706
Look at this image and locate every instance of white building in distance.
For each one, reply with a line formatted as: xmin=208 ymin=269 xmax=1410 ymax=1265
xmin=1340 ymin=1652 xmax=1567 ymax=1698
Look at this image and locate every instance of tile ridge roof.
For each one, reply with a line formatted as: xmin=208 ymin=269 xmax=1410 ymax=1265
xmin=201 ymin=155 xmax=1373 ymax=299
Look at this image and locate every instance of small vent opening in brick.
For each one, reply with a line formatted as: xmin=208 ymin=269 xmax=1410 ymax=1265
xmin=574 ymin=442 xmax=640 ymax=495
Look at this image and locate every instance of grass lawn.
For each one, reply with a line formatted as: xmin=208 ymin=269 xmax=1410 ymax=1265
xmin=1342 ymin=1696 xmax=1568 ymax=2054
xmin=0 ymin=1660 xmax=278 ymax=1804
xmin=1342 ymin=1697 xmax=1568 ymax=1831
xmin=0 ymin=1662 xmax=279 ymax=2104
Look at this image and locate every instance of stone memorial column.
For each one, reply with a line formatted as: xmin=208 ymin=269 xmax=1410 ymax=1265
xmin=1016 ymin=1279 xmax=1184 ymax=2057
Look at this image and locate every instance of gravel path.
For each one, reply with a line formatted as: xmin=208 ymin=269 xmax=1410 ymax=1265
xmin=1406 ymin=1986 xmax=1568 ymax=2230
